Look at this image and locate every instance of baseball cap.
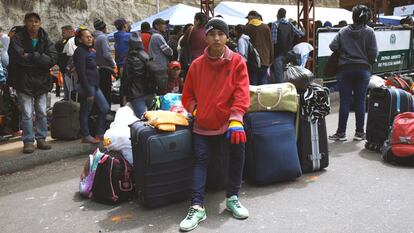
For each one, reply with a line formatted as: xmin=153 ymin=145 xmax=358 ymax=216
xmin=152 ymin=18 xmax=169 ymax=28
xmin=168 ymin=61 xmax=181 ymax=70
xmin=245 ymin=10 xmax=260 ymax=19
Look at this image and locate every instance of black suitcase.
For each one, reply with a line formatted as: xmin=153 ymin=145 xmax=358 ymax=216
xmin=130 ymin=121 xmax=193 ymax=208
xmin=51 ymin=100 xmax=80 ymax=140
xmin=244 ymin=112 xmax=302 ymax=185
xmin=297 ymin=116 xmax=329 ymax=173
xmin=365 ymin=87 xmax=413 ymax=152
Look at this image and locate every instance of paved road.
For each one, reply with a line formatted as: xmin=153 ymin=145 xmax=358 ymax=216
xmin=0 ymin=112 xmax=413 ymax=233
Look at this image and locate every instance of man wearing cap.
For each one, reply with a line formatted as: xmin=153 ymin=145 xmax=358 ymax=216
xmin=93 ymin=18 xmax=116 ymax=108
xmin=56 ymin=25 xmax=75 ymax=99
xmin=271 ymin=8 xmax=304 ymax=83
xmin=8 ymin=12 xmax=58 ymax=153
xmin=180 ymin=17 xmax=250 ymax=232
xmin=113 ymin=18 xmax=131 ymax=106
xmin=244 ymin=10 xmax=273 ymax=85
xmin=149 ymin=18 xmax=173 ymax=68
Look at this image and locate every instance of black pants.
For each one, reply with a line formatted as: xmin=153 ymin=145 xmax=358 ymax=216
xmin=98 ymin=68 xmax=112 ymax=109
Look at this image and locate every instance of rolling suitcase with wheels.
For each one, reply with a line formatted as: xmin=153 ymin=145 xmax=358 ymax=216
xmin=130 ymin=121 xmax=193 ymax=208
xmin=244 ymin=111 xmax=302 ymax=185
xmin=365 ymin=87 xmax=413 ymax=152
xmin=297 ymin=116 xmax=329 ymax=173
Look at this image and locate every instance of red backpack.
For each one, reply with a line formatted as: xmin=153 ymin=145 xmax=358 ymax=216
xmin=390 ymin=112 xmax=414 ymax=157
xmin=382 ymin=112 xmax=414 ymax=165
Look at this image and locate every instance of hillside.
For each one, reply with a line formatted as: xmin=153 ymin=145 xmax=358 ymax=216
xmin=0 ymin=0 xmax=339 ymax=40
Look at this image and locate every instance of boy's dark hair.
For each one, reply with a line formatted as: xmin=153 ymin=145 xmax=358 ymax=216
xmin=141 ymin=22 xmax=151 ymax=32
xmin=235 ymin=24 xmax=244 ymax=35
xmin=61 ymin=25 xmax=73 ymax=31
xmin=352 ymin=5 xmax=371 ymax=25
xmin=195 ymin=12 xmax=208 ymax=26
xmin=277 ymin=8 xmax=286 ymax=19
xmin=172 ymin=25 xmax=182 ymax=35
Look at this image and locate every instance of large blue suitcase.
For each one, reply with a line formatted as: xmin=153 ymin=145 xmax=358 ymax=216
xmin=244 ymin=111 xmax=302 ymax=185
xmin=129 ymin=121 xmax=192 ymax=208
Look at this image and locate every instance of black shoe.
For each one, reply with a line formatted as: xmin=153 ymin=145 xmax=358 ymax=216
xmin=23 ymin=142 xmax=35 ymax=154
xmin=353 ymin=132 xmax=366 ymax=141
xmin=37 ymin=140 xmax=51 ymax=150
xmin=328 ymin=132 xmax=347 ymax=141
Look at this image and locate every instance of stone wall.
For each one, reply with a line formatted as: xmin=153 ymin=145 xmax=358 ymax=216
xmin=0 ymin=0 xmax=338 ymax=40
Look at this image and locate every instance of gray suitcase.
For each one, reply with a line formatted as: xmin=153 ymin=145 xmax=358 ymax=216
xmin=51 ymin=100 xmax=80 ymax=140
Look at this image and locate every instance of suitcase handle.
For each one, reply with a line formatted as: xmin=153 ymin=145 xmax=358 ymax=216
xmin=257 ymin=87 xmax=282 ymax=110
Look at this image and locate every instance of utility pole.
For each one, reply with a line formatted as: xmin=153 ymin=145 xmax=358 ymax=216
xmin=156 ymin=0 xmax=160 ymax=13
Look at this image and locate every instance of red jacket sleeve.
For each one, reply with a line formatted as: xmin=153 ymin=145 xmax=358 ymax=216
xmin=182 ymin=65 xmax=197 ymax=113
xmin=229 ymin=59 xmax=250 ymax=122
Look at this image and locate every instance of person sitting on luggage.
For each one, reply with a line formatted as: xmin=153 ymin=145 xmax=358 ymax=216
xmin=180 ymin=18 xmax=250 ymax=232
xmin=73 ymin=28 xmax=110 ymax=144
xmin=165 ymin=61 xmax=183 ymax=94
xmin=125 ymin=31 xmax=156 ymax=118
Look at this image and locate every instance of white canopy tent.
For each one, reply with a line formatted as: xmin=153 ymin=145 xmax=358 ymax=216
xmin=214 ymin=1 xmax=353 ymax=25
xmin=130 ymin=3 xmax=200 ymax=31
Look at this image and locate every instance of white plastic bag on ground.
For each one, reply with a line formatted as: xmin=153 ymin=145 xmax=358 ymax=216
xmin=368 ymin=75 xmax=385 ymax=89
xmin=103 ymin=103 xmax=138 ymax=164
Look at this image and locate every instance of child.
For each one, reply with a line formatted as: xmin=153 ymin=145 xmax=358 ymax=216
xmin=167 ymin=61 xmax=183 ymax=93
xmin=180 ymin=18 xmax=250 ymax=232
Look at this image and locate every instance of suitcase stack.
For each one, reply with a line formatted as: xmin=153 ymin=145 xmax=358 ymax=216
xmin=365 ymin=87 xmax=413 ymax=152
xmin=244 ymin=83 xmax=302 ymax=185
xmin=130 ymin=121 xmax=193 ymax=208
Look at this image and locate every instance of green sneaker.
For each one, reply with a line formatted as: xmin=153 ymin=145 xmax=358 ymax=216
xmin=179 ymin=206 xmax=207 ymax=232
xmin=226 ymin=195 xmax=249 ymax=219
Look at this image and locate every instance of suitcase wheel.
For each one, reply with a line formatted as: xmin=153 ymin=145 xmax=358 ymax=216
xmin=382 ymin=152 xmax=395 ymax=163
xmin=375 ymin=144 xmax=382 ymax=153
xmin=364 ymin=142 xmax=370 ymax=150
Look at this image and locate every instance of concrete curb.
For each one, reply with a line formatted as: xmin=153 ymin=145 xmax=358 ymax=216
xmin=0 ymin=140 xmax=96 ymax=175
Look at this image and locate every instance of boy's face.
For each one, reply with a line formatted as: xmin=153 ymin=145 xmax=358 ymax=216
xmin=205 ymin=29 xmax=227 ymax=51
xmin=169 ymin=67 xmax=181 ymax=77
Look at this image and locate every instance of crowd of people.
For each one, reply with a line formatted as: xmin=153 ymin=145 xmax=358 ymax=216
xmin=0 ymin=4 xmax=392 ymax=231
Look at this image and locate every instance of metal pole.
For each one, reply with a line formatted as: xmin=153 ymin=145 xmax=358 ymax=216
xmin=156 ymin=0 xmax=159 ymax=13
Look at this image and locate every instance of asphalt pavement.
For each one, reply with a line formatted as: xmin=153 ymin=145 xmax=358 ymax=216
xmin=0 ymin=108 xmax=413 ymax=233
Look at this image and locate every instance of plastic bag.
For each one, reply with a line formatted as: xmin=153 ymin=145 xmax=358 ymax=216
xmin=160 ymin=93 xmax=182 ymax=111
xmin=103 ymin=104 xmax=138 ymax=164
xmin=284 ymin=64 xmax=314 ymax=91
xmin=368 ymin=75 xmax=385 ymax=89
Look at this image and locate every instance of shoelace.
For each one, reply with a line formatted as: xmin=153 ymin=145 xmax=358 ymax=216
xmin=231 ymin=200 xmax=241 ymax=209
xmin=186 ymin=207 xmax=197 ymax=220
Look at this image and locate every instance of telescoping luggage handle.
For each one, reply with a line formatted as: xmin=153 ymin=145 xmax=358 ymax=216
xmin=309 ymin=116 xmax=321 ymax=171
xmin=256 ymin=87 xmax=283 ymax=110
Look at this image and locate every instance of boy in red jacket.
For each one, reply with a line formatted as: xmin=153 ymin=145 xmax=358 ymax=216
xmin=180 ymin=18 xmax=250 ymax=232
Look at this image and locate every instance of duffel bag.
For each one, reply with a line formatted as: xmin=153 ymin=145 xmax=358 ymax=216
xmin=248 ymin=83 xmax=298 ymax=113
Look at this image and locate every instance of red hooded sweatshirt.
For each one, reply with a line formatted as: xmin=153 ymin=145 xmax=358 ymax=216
xmin=182 ymin=46 xmax=250 ymax=136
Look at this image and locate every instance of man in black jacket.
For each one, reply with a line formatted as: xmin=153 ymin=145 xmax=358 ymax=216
xmin=8 ymin=12 xmax=58 ymax=153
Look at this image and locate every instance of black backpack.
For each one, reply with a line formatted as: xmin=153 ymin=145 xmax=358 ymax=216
xmin=137 ymin=50 xmax=168 ymax=95
xmin=247 ymin=39 xmax=261 ymax=68
xmin=91 ymin=151 xmax=134 ymax=205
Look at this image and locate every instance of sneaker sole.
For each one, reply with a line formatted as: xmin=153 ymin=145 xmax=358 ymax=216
xmin=179 ymin=215 xmax=207 ymax=232
xmin=328 ymin=137 xmax=347 ymax=141
xmin=226 ymin=207 xmax=249 ymax=220
xmin=353 ymin=137 xmax=365 ymax=141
